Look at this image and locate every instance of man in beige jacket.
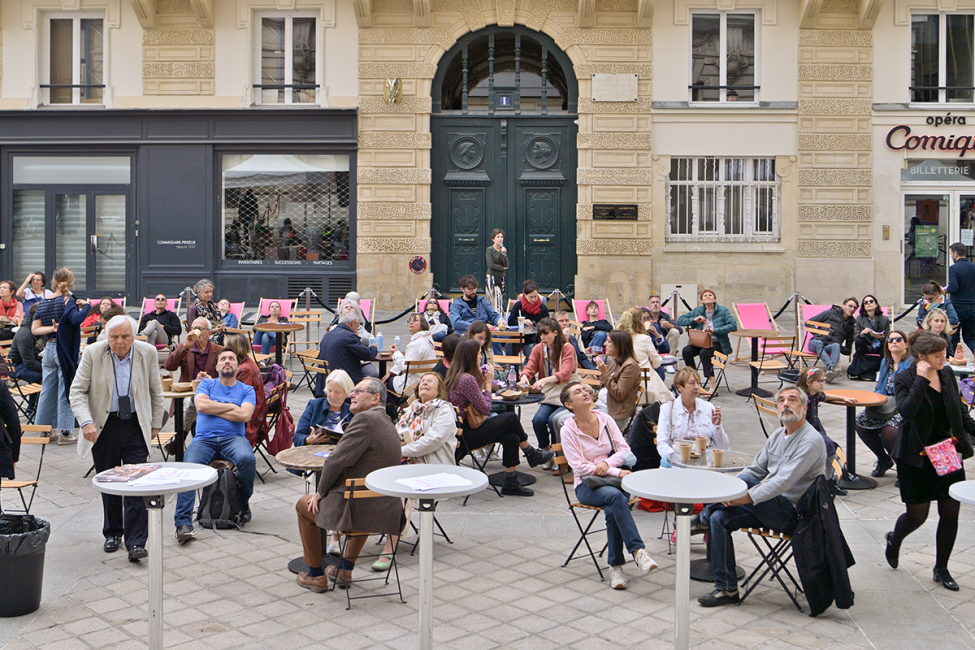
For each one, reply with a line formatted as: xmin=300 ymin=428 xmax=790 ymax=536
xmin=70 ymin=315 xmax=165 ymax=562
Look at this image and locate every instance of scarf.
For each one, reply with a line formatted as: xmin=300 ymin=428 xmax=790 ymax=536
xmin=0 ymin=298 xmax=17 ymax=319
xmin=401 ymin=399 xmax=447 ymax=444
xmin=521 ymin=295 xmax=542 ymax=316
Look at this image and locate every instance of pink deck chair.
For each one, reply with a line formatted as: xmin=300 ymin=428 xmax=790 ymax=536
xmin=336 ymin=298 xmax=372 ymax=323
xmin=416 ymin=299 xmax=451 ymax=314
xmin=253 ymin=299 xmax=294 ymax=355
xmin=141 ymin=297 xmax=182 ymax=348
xmin=732 ymin=303 xmax=787 ymax=361
xmin=111 ymin=298 xmax=126 ymax=309
xmin=573 ymin=299 xmax=615 ymax=328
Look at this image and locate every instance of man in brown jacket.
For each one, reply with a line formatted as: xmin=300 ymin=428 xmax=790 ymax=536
xmin=163 ymin=317 xmax=223 ymax=434
xmin=295 ymin=377 xmax=403 ymax=591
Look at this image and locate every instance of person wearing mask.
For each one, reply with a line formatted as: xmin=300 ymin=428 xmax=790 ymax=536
xmin=559 ymin=381 xmax=658 ymax=590
xmin=646 ymin=295 xmax=682 ymax=355
xmin=945 ymin=242 xmax=975 ymax=354
xmin=848 ymin=295 xmax=890 ymax=381
xmin=656 ymin=368 xmax=729 ymax=467
xmin=0 ymin=281 xmax=24 ymax=326
xmin=855 ymin=330 xmax=913 ymax=478
xmin=677 ymin=289 xmax=737 ymax=384
xmin=16 ymin=272 xmax=53 ymax=313
xmin=886 ymin=331 xmax=975 ymax=591
xmin=138 ymin=294 xmax=182 ymax=347
xmin=253 ymin=300 xmax=290 ymax=355
xmin=519 ymin=317 xmax=578 ymax=463
xmin=486 ymin=228 xmax=508 ymax=313
xmin=580 ymin=300 xmax=612 ymax=354
xmin=804 ymin=297 xmax=859 ymax=383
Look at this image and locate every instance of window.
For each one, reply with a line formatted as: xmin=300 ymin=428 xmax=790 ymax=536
xmin=221 ymin=154 xmax=351 ymax=265
xmin=911 ymin=13 xmax=975 ymax=103
xmin=44 ymin=14 xmax=104 ymax=105
xmin=667 ymin=157 xmax=779 ymax=242
xmin=690 ymin=12 xmax=757 ymax=103
xmin=256 ymin=15 xmax=318 ymax=105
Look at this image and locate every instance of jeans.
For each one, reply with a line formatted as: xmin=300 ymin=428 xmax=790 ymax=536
xmin=36 ymin=341 xmax=75 ymax=432
xmin=174 ymin=435 xmax=256 ymax=527
xmin=809 ymin=339 xmax=840 ymax=369
xmin=589 ymin=331 xmax=608 ymax=353
xmin=955 ymin=303 xmax=975 ymax=355
xmin=575 ymin=482 xmax=645 ymax=567
xmin=253 ymin=331 xmax=274 ymax=355
xmin=139 ymin=320 xmax=169 ymax=347
xmin=700 ymin=474 xmax=798 ymax=591
xmin=532 ymin=403 xmax=565 ymax=449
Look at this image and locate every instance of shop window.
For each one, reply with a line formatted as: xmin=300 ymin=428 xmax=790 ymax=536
xmin=42 ymin=14 xmax=105 ymax=106
xmin=255 ymin=14 xmax=318 ymax=105
xmin=911 ymin=13 xmax=975 ymax=103
xmin=221 ymin=154 xmax=351 ymax=265
xmin=667 ymin=157 xmax=779 ymax=242
xmin=690 ymin=12 xmax=758 ymax=103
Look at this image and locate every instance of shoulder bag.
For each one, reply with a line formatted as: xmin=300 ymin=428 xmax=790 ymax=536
xmin=580 ymin=418 xmax=624 ymax=490
xmin=465 ymin=404 xmax=489 ymax=429
xmin=687 ymin=328 xmax=712 ymax=349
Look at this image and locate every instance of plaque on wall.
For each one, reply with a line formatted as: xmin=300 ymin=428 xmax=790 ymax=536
xmin=593 ymin=204 xmax=638 ymax=220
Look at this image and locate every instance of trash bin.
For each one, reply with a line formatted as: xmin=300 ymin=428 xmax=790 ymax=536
xmin=0 ymin=514 xmax=50 ymax=617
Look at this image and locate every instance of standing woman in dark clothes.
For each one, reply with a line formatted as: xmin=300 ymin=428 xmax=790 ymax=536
xmin=886 ymin=331 xmax=975 ymax=591
xmin=485 ymin=228 xmax=508 ymax=313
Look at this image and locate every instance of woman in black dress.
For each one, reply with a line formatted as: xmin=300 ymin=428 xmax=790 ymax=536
xmin=887 ymin=331 xmax=975 ymax=591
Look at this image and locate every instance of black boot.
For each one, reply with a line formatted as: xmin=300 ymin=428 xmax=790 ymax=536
xmin=501 ymin=472 xmax=534 ymax=496
xmin=525 ymin=446 xmax=555 ymax=468
xmin=828 ymin=477 xmax=848 ymax=497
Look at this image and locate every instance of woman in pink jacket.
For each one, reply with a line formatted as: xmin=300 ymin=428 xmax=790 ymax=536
xmin=560 ymin=380 xmax=658 ymax=589
xmin=519 ymin=317 xmax=578 ymax=461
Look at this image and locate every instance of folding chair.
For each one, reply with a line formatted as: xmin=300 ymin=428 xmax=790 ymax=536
xmin=572 ymin=299 xmax=615 ymax=328
xmin=254 ymin=298 xmax=296 ymax=354
xmin=401 ymin=515 xmax=453 ymax=557
xmin=785 ymin=304 xmax=833 ymax=369
xmin=754 ymin=395 xmax=778 ymax=439
xmin=297 ymin=351 xmax=328 ymax=395
xmin=253 ymin=383 xmax=284 ymax=482
xmin=288 ymin=308 xmax=322 ymax=355
xmin=737 ymin=527 xmax=804 ymax=612
xmin=334 ymin=478 xmax=405 ymax=609
xmin=700 ymin=351 xmax=733 ymax=401
xmin=151 ymin=430 xmax=178 ymax=461
xmin=552 ymin=443 xmax=638 ymax=581
xmin=456 ymin=427 xmax=503 ymax=503
xmin=8 ymin=378 xmax=42 ymax=424
xmin=0 ymin=425 xmax=52 ymax=514
xmin=388 ymin=358 xmax=440 ymax=415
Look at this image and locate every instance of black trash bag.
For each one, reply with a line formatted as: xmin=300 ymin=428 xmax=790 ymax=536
xmin=0 ymin=515 xmax=50 ymax=554
xmin=0 ymin=514 xmax=50 ymax=617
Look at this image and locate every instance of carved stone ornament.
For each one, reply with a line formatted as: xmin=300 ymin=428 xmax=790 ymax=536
xmin=799 ymin=134 xmax=872 ymax=151
xmin=578 ymin=239 xmax=653 ymax=255
xmin=374 ymin=0 xmax=413 ymax=9
xmin=595 ymin=0 xmax=638 ymax=9
xmin=797 ymin=169 xmax=872 ymax=186
xmin=798 ymin=205 xmax=872 ymax=221
xmin=157 ymin=0 xmax=192 ymax=10
xmin=525 ymin=0 xmax=576 ymax=30
xmin=578 ymin=98 xmax=653 ymax=114
xmin=450 ymin=137 xmax=485 ymax=170
xmin=357 ymin=202 xmax=433 ymax=219
xmin=797 ymin=240 xmax=871 ymax=258
xmin=525 ymin=137 xmax=560 ymax=170
xmin=577 ymin=132 xmax=652 ymax=149
xmin=359 ymin=237 xmax=431 ymax=253
xmin=358 ymin=132 xmax=432 ymax=149
xmin=798 ymin=99 xmax=872 ymax=115
xmin=575 ymin=64 xmax=653 ymax=78
xmin=821 ymin=0 xmax=857 ymax=11
xmin=577 ymin=204 xmax=594 ymax=220
xmin=383 ymin=78 xmax=404 ymax=105
xmin=361 ymin=63 xmax=437 ymax=79
xmin=798 ymin=30 xmax=872 ymax=46
xmin=555 ymin=28 xmax=653 ymax=48
xmin=577 ymin=169 xmax=653 ymax=185
xmin=798 ymin=65 xmax=872 ymax=81
xmin=143 ymin=62 xmax=214 ymax=78
xmin=360 ymin=96 xmax=432 ymax=113
xmin=358 ymin=28 xmax=456 ymax=50
xmin=431 ymin=0 xmax=486 ymax=31
xmin=143 ymin=29 xmax=214 ymax=44
xmin=357 ymin=168 xmax=432 ymax=184
xmin=496 ymin=0 xmax=516 ymax=25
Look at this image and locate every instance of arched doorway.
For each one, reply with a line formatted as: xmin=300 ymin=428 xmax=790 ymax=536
xmin=431 ymin=25 xmax=578 ymax=297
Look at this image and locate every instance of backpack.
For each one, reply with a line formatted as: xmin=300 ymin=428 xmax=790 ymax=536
xmin=197 ymin=461 xmax=245 ymax=529
xmin=961 ymin=378 xmax=975 ymax=407
xmin=263 ymin=364 xmax=287 ymax=400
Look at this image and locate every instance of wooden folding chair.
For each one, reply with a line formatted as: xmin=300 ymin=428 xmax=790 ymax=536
xmin=298 ymin=351 xmax=328 ymax=395
xmin=754 ymin=395 xmax=778 ymax=439
xmin=253 ymin=383 xmax=284 ymax=482
xmin=0 ymin=425 xmax=52 ymax=514
xmin=388 ymin=358 xmax=440 ymax=414
xmin=7 ymin=378 xmax=42 ymax=424
xmin=785 ymin=304 xmax=833 ymax=369
xmin=737 ymin=527 xmax=804 ymax=612
xmin=288 ymin=309 xmax=322 ymax=355
xmin=335 ymin=478 xmax=405 ymax=609
xmin=697 ymin=351 xmax=733 ymax=401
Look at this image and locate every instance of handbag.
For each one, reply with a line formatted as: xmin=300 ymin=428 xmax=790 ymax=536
xmin=465 ymin=404 xmax=488 ymax=429
xmin=864 ymin=397 xmax=898 ymax=421
xmin=923 ymin=437 xmax=964 ymax=477
xmin=687 ymin=328 xmax=713 ymax=349
xmin=579 ymin=419 xmax=625 ymax=491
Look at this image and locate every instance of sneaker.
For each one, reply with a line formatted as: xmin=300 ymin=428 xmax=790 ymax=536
xmin=472 ymin=448 xmax=489 ymax=464
xmin=689 ymin=514 xmax=709 ymax=535
xmin=610 ymin=566 xmax=627 ymax=590
xmin=240 ymin=509 xmax=252 ymax=524
xmin=327 ymin=540 xmax=341 ymax=556
xmin=871 ymin=458 xmax=894 ymax=478
xmin=824 ymin=367 xmax=836 ymax=383
xmin=633 ymin=549 xmax=658 ymax=574
xmin=175 ymin=525 xmax=195 ymax=545
xmin=697 ymin=588 xmax=740 ymax=607
xmin=526 ymin=447 xmax=555 ymax=468
xmin=58 ymin=430 xmax=77 ymax=446
xmin=540 ymin=455 xmax=555 ymax=471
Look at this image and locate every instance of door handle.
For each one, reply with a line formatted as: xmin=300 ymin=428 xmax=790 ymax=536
xmin=533 ymin=238 xmax=550 ymax=243
xmin=458 ymin=237 xmax=476 ymax=243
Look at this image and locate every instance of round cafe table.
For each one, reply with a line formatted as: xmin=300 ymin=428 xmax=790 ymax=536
xmin=623 ymin=469 xmax=747 ymax=650
xmin=366 ymin=465 xmax=487 ymax=650
xmin=253 ymin=322 xmax=304 ymax=367
xmin=729 ymin=330 xmax=795 ymax=398
xmin=275 ymin=444 xmax=336 ymax=574
xmin=824 ymin=389 xmax=887 ymax=490
xmin=949 ymin=480 xmax=975 ymax=505
xmin=92 ymin=462 xmax=217 ymax=650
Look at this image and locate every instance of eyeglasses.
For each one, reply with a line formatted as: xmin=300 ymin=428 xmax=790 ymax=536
xmin=888 ymin=337 xmax=904 ymax=343
xmin=155 ymin=297 xmax=167 ymax=301
xmin=863 ymin=299 xmax=876 ymax=304
xmin=350 ymin=388 xmax=376 ymax=396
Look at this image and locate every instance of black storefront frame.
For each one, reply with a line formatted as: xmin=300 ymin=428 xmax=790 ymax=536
xmin=0 ymin=108 xmax=357 ymax=306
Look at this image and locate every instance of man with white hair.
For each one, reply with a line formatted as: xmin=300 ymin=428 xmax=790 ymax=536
xmin=70 ymin=315 xmax=165 ymax=562
xmin=692 ymin=386 xmax=826 ymax=607
xmin=315 ymin=307 xmax=379 ymax=395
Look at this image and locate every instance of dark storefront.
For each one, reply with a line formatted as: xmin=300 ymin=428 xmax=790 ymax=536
xmin=0 ymin=109 xmax=357 ymax=306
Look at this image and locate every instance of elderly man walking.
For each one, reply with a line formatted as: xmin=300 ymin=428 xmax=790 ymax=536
xmin=70 ymin=315 xmax=165 ymax=562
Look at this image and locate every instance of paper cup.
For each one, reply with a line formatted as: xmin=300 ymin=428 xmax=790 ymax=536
xmin=695 ymin=436 xmax=707 ymax=453
xmin=711 ymin=449 xmax=724 ymax=468
xmin=679 ymin=442 xmax=692 ymax=462
xmin=191 ymin=379 xmax=201 ymax=391
xmin=161 ymin=377 xmax=173 ymax=391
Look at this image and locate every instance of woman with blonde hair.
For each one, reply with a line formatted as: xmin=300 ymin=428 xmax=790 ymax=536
xmin=614 ymin=308 xmax=672 ymax=405
xmin=656 ymin=367 xmax=728 ymax=467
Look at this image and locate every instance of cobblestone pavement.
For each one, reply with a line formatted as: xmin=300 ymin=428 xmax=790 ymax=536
xmin=2 ymin=318 xmax=975 ymax=649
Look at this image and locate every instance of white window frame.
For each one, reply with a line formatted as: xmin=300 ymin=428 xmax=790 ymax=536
xmin=666 ymin=157 xmax=780 ymax=243
xmin=910 ymin=11 xmax=975 ymax=105
xmin=253 ymin=11 xmax=322 ymax=106
xmin=40 ymin=11 xmax=107 ymax=107
xmin=688 ymin=10 xmax=760 ymax=105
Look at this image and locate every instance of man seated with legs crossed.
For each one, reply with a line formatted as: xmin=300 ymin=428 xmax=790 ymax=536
xmin=693 ymin=385 xmax=826 ymax=607
xmin=295 ymin=377 xmax=404 ymax=591
xmin=174 ymin=349 xmax=256 ymax=543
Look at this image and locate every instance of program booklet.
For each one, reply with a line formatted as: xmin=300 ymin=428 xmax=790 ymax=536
xmin=94 ymin=464 xmax=162 ymax=483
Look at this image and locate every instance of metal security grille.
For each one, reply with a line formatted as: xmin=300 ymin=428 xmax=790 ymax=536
xmin=222 ymin=156 xmax=350 ymax=263
xmin=666 ymin=157 xmax=779 ymax=242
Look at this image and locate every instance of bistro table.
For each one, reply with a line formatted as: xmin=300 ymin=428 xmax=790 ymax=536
xmin=487 ymin=392 xmax=544 ymax=487
xmin=729 ymin=330 xmax=796 ymax=398
xmin=366 ymin=465 xmax=487 ymax=650
xmin=824 ymin=389 xmax=887 ymax=490
xmin=253 ymin=322 xmax=304 ymax=367
xmin=163 ymin=388 xmax=196 ymax=462
xmin=375 ymin=350 xmax=394 ymax=377
xmin=92 ymin=462 xmax=217 ymax=650
xmin=950 ymin=363 xmax=975 ymax=378
xmin=623 ymin=469 xmax=747 ymax=650
xmin=949 ymin=480 xmax=975 ymax=506
xmin=276 ymin=444 xmax=336 ymax=574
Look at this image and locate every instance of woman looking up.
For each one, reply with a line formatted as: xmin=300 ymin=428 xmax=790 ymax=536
xmin=486 ymin=228 xmax=508 ymax=313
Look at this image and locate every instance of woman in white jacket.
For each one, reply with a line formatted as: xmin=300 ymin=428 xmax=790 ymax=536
xmin=615 ymin=307 xmax=671 ymax=405
xmin=386 ymin=313 xmax=437 ymax=394
xmin=374 ymin=372 xmax=457 ymax=571
xmin=656 ymin=368 xmax=729 ymax=467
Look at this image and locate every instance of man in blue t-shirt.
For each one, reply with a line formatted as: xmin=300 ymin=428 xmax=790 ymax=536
xmin=174 ymin=349 xmax=256 ymax=544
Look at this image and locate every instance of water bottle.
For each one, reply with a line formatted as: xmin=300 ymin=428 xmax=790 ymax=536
xmin=394 ymin=335 xmax=401 ymax=350
xmin=508 ymin=366 xmax=517 ymax=389
xmin=377 ymin=332 xmax=384 ymax=351
xmin=369 ymin=335 xmax=377 ymax=348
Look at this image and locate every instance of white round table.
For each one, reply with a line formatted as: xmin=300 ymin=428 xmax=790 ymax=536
xmin=949 ymin=480 xmax=975 ymax=505
xmin=92 ymin=462 xmax=217 ymax=650
xmin=622 ymin=469 xmax=747 ymax=650
xmin=366 ymin=465 xmax=487 ymax=650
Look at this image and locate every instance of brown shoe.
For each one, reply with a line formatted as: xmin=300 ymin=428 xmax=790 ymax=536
xmin=296 ymin=571 xmax=330 ymax=593
xmin=562 ymin=470 xmax=574 ymax=484
xmin=326 ymin=564 xmax=353 ymax=588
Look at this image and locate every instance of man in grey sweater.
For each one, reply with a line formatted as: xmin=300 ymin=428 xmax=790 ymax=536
xmin=693 ymin=385 xmax=826 ymax=607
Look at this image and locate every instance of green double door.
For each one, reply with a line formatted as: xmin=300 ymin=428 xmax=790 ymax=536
xmin=431 ymin=116 xmax=577 ymax=297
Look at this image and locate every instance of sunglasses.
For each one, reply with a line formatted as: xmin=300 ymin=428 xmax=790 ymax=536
xmin=863 ymin=299 xmax=876 ymax=304
xmin=888 ymin=337 xmax=904 ymax=343
xmin=155 ymin=297 xmax=167 ymax=301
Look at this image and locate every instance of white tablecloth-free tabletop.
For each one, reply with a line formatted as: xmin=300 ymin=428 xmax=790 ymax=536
xmin=949 ymin=480 xmax=975 ymax=506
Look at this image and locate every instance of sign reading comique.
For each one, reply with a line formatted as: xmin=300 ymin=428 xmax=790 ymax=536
xmin=888 ymin=114 xmax=975 ymax=157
